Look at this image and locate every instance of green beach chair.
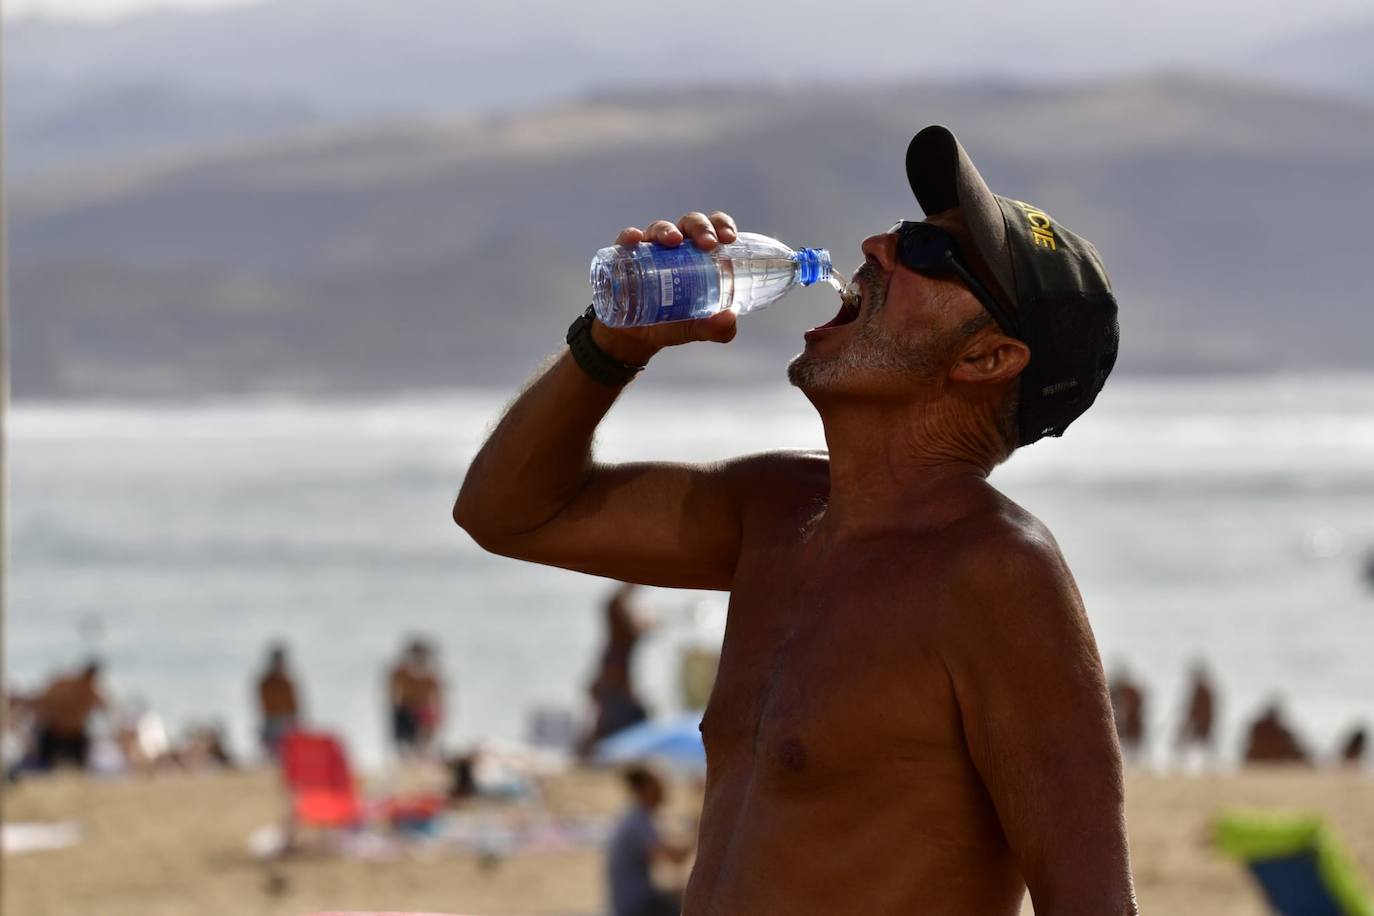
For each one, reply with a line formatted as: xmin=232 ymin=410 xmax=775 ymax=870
xmin=1215 ymin=812 xmax=1373 ymax=916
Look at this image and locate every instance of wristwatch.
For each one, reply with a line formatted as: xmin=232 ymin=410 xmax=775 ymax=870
xmin=566 ymin=305 xmax=647 ymax=387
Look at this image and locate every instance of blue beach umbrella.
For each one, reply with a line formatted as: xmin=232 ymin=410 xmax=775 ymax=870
xmin=593 ymin=713 xmax=706 ymax=774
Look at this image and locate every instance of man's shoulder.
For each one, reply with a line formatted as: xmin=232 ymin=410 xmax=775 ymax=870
xmin=928 ymin=493 xmax=1083 ymax=634
xmin=721 ymin=449 xmax=829 ymax=511
xmin=945 ymin=494 xmax=1064 ymax=579
xmin=723 ymin=449 xmax=828 ymax=482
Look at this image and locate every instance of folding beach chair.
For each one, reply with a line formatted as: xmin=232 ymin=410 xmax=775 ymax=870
xmin=280 ymin=730 xmax=364 ymax=829
xmin=280 ymin=730 xmax=448 ymax=837
xmin=1214 ymin=812 xmax=1373 ymax=916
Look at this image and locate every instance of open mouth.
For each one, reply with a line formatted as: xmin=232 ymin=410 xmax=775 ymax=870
xmin=805 ymin=281 xmax=862 ymax=339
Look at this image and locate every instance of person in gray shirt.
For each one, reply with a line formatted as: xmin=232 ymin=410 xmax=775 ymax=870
xmin=608 ymin=767 xmax=692 ymax=916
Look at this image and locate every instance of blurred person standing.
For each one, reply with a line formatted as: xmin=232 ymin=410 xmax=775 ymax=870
xmin=256 ymin=643 xmax=301 ymax=760
xmin=34 ymin=660 xmax=107 ymax=771
xmin=456 ymin=125 xmax=1135 ymax=913
xmin=388 ymin=639 xmax=443 ymax=758
xmin=1109 ymin=666 xmax=1147 ymax=764
xmin=582 ymin=583 xmax=653 ymax=755
xmin=608 ymin=766 xmax=692 ymax=916
xmin=1174 ymin=662 xmax=1216 ymax=766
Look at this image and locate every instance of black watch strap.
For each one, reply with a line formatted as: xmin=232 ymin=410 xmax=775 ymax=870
xmin=566 ymin=305 xmax=647 ymax=387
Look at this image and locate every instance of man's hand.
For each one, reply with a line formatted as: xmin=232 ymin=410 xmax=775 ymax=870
xmin=592 ymin=210 xmax=741 ymax=364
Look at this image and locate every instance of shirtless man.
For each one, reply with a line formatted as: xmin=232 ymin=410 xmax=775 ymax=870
xmin=455 ymin=125 xmax=1136 ymax=914
xmin=35 ymin=660 xmax=107 ymax=770
xmin=256 ymin=643 xmax=300 ymax=759
xmin=389 ymin=639 xmax=443 ymax=757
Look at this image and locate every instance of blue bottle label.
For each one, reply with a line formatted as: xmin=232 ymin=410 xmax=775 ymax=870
xmin=648 ymin=245 xmax=718 ymax=322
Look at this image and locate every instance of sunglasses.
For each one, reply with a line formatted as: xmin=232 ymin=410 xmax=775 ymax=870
xmin=889 ymin=220 xmax=1021 ymax=338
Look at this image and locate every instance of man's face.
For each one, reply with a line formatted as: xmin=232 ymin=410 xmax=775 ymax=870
xmin=787 ymin=210 xmax=988 ymax=398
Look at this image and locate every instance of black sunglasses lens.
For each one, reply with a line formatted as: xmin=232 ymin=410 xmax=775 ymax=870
xmin=898 ymin=223 xmax=953 ymax=271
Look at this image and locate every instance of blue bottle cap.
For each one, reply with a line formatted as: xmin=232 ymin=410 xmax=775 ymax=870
xmin=794 ymin=248 xmax=832 ymax=286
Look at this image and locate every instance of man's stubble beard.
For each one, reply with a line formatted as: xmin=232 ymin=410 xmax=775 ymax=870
xmin=787 ymin=279 xmax=941 ymax=392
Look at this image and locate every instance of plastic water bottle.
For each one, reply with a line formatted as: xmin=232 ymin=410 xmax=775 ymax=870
xmin=589 ymin=232 xmax=833 ymax=327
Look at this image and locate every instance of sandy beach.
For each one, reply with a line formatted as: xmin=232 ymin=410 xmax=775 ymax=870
xmin=4 ymin=765 xmax=1371 ymax=915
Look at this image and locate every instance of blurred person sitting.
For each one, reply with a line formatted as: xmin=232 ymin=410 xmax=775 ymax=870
xmin=33 ymin=660 xmax=107 ymax=771
xmin=1338 ymin=724 xmax=1366 ymax=767
xmin=1109 ymin=666 xmax=1147 ymax=764
xmin=1174 ymin=661 xmax=1217 ymax=765
xmin=179 ymin=722 xmax=236 ymax=770
xmin=608 ymin=766 xmax=692 ymax=916
xmin=112 ymin=697 xmax=173 ymax=773
xmin=1242 ymin=701 xmax=1311 ymax=765
xmin=388 ymin=638 xmax=443 ymax=758
xmin=257 ymin=643 xmax=301 ymax=760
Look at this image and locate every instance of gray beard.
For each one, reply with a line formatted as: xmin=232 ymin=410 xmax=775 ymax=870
xmin=787 ymin=283 xmax=939 ymax=391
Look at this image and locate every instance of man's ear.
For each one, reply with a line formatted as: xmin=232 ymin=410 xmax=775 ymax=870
xmin=949 ymin=334 xmax=1030 ymax=385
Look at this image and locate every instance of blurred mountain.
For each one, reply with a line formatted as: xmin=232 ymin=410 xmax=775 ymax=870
xmin=7 ymin=77 xmax=320 ymax=172
xmin=1234 ymin=14 xmax=1374 ymax=101
xmin=12 ymin=0 xmax=1373 ymax=173
xmin=10 ymin=73 xmax=1374 ymax=399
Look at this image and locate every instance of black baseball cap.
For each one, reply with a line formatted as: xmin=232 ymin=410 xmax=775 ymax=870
xmin=905 ymin=125 xmax=1119 ymax=447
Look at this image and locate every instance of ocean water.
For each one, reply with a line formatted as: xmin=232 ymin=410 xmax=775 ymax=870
xmin=7 ymin=375 xmax=1374 ymax=770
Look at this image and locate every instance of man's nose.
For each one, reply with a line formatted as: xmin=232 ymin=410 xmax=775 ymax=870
xmin=860 ymin=233 xmax=898 ymax=273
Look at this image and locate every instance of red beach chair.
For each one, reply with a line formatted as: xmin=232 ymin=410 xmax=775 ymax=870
xmin=280 ymin=731 xmax=364 ymax=829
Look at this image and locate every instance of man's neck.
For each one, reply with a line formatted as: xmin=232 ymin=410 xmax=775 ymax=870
xmin=810 ymin=395 xmax=1002 ymax=539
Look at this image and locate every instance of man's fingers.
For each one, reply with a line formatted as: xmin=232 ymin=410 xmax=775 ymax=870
xmin=708 ymin=211 xmax=738 ymax=243
xmin=617 ymin=212 xmax=734 ymax=249
xmin=645 ymin=220 xmax=681 ymax=246
xmin=677 ymin=211 xmax=718 ymax=251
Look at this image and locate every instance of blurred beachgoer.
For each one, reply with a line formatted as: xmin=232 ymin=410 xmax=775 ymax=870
xmin=257 ymin=644 xmax=300 ymax=759
xmin=582 ymin=584 xmax=652 ymax=755
xmin=1242 ymin=702 xmax=1310 ymax=765
xmin=33 ymin=660 xmax=107 ymax=771
xmin=389 ymin=639 xmax=443 ymax=758
xmin=1109 ymin=668 xmax=1147 ymax=764
xmin=112 ymin=698 xmax=172 ymax=773
xmin=457 ymin=129 xmax=1136 ymax=912
xmin=446 ymin=751 xmax=479 ymax=801
xmin=1174 ymin=663 xmax=1216 ymax=764
xmin=1338 ymin=725 xmax=1366 ymax=766
xmin=608 ymin=766 xmax=691 ymax=916
xmin=181 ymin=723 xmax=236 ymax=770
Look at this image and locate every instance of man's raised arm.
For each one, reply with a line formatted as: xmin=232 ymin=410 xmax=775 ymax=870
xmin=453 ymin=211 xmax=749 ymax=591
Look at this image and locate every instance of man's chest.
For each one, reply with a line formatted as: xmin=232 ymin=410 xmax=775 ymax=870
xmin=700 ymin=538 xmax=967 ymax=788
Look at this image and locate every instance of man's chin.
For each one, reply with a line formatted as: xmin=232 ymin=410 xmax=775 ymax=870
xmin=785 ymin=353 xmax=817 ymax=389
xmin=786 ymin=351 xmax=841 ymax=391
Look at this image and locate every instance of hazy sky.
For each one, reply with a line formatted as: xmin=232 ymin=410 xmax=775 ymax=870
xmin=6 ymin=0 xmax=256 ymax=18
xmin=6 ymin=0 xmax=1374 ymax=35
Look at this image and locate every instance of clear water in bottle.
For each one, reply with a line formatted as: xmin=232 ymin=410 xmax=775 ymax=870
xmin=589 ymin=232 xmax=833 ymax=328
